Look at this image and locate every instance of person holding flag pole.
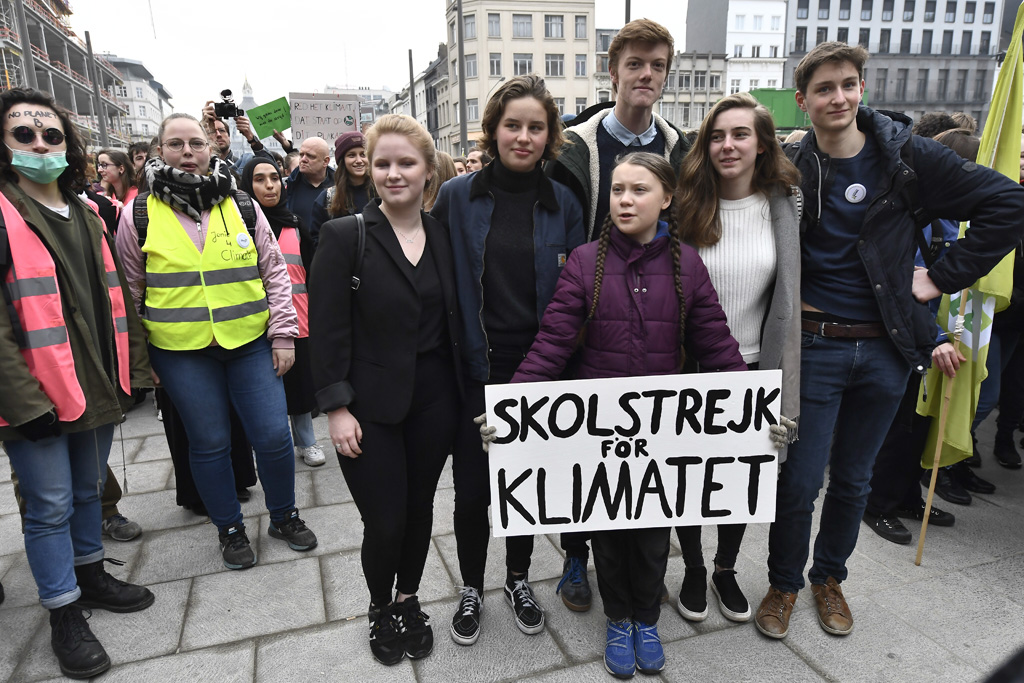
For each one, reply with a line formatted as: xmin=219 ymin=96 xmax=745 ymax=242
xmin=915 ymin=1 xmax=1024 ymax=564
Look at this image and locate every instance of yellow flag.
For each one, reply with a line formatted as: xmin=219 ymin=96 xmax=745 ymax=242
xmin=916 ymin=0 xmax=1024 ymax=467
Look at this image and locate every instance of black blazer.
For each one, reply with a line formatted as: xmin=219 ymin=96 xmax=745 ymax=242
xmin=308 ymin=199 xmax=462 ymax=424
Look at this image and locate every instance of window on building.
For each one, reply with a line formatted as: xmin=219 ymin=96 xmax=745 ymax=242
xmin=545 ymin=15 xmax=564 ymax=38
xmin=895 ymin=68 xmax=908 ymax=99
xmin=488 ymin=13 xmax=500 ymax=37
xmin=974 ymin=69 xmax=987 ymax=98
xmin=838 ymin=27 xmax=849 ymax=42
xmin=513 ymin=14 xmax=532 ymax=37
xmin=883 ymin=0 xmax=894 ymax=20
xmin=680 ymin=72 xmax=692 ymax=89
xmin=667 ymin=72 xmax=677 ymax=89
xmin=139 ymin=104 xmax=146 ymax=117
xmin=796 ymin=26 xmax=808 ymax=51
xmin=754 ymin=15 xmax=763 ymax=29
xmin=955 ymin=68 xmax=968 ymax=99
xmin=710 ymin=73 xmax=722 ymax=90
xmin=452 ymin=59 xmax=458 ymax=81
xmin=797 ymin=0 xmax=809 ymax=18
xmin=554 ymin=98 xmax=565 ymax=115
xmin=980 ymin=30 xmax=991 ymax=54
xmin=819 ymin=0 xmax=830 ymax=18
xmin=126 ymin=123 xmax=133 ymax=135
xmin=768 ymin=79 xmax=778 ymax=87
xmin=734 ymin=44 xmax=744 ymax=57
xmin=942 ymin=30 xmax=954 ymax=53
xmin=467 ymin=98 xmax=479 ymax=120
xmin=694 ymin=103 xmax=706 ymax=123
xmin=862 ymin=0 xmax=873 ymax=20
xmin=961 ymin=30 xmax=972 ymax=53
xmin=598 ymin=90 xmax=611 ymax=103
xmin=576 ymin=54 xmax=586 ymax=76
xmin=545 ymin=53 xmax=564 ymax=77
xmin=751 ymin=45 xmax=762 ymax=57
xmin=661 ymin=103 xmax=675 ymax=121
xmin=465 ymin=54 xmax=477 ymax=78
xmin=750 ymin=78 xmax=760 ymax=88
xmin=900 ymin=29 xmax=912 ymax=52
xmin=134 ymin=86 xmax=143 ymax=99
xmin=879 ymin=28 xmax=891 ymax=52
xmin=680 ymin=103 xmax=691 ymax=126
xmin=598 ymin=55 xmax=609 ymax=72
xmin=730 ymin=78 xmax=741 ymax=94
xmin=598 ymin=32 xmax=612 ymax=51
xmin=945 ymin=1 xmax=956 ymax=21
xmin=916 ymin=68 xmax=929 ymax=98
xmin=983 ymin=1 xmax=994 ymax=22
xmin=770 ymin=45 xmax=780 ymax=57
xmin=450 ymin=21 xmax=456 ymax=44
xmin=694 ymin=71 xmax=707 ymax=89
xmin=925 ymin=0 xmax=936 ymax=20
xmin=513 ymin=53 xmax=532 ymax=75
xmin=772 ymin=15 xmax=782 ymax=29
xmin=904 ymin=0 xmax=916 ymax=19
xmin=141 ymin=123 xmax=148 ymax=135
xmin=575 ymin=15 xmax=587 ymax=39
xmin=490 ymin=53 xmax=502 ymax=76
xmin=464 ymin=14 xmax=476 ymax=39
xmin=964 ymin=1 xmax=975 ymax=21
xmin=116 ymin=85 xmax=127 ymax=98
xmin=922 ymin=30 xmax=933 ymax=52
xmin=576 ymin=97 xmax=587 ymax=114
xmin=817 ymin=26 xmax=829 ymax=43
xmin=937 ymin=68 xmax=949 ymax=97
xmin=859 ymin=28 xmax=871 ymax=47
xmin=736 ymin=14 xmax=745 ymax=29
xmin=875 ymin=68 xmax=888 ymax=99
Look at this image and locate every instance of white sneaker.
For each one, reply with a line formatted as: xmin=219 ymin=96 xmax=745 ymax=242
xmin=301 ymin=443 xmax=326 ymax=467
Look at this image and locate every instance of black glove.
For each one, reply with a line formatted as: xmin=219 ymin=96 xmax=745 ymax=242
xmin=15 ymin=410 xmax=60 ymax=441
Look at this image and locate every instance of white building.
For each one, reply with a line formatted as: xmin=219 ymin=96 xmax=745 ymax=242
xmin=103 ymin=55 xmax=171 ymax=145
xmin=443 ymin=0 xmax=596 ymax=154
xmin=724 ymin=0 xmax=788 ymax=93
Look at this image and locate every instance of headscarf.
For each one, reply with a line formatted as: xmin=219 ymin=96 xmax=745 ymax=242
xmin=240 ymin=157 xmax=300 ymax=238
xmin=144 ymin=155 xmax=235 ymax=221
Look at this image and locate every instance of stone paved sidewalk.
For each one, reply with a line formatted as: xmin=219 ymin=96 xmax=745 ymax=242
xmin=1 ymin=402 xmax=1023 ymax=682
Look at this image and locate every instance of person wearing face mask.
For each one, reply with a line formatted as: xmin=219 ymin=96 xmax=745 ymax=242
xmin=0 ymin=88 xmax=154 ymax=680
xmin=240 ymin=157 xmax=323 ymax=468
xmin=115 ymin=113 xmax=318 ymax=572
xmin=309 ymin=132 xmax=377 ymax=247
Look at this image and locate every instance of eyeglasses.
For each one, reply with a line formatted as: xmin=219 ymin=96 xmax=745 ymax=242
xmin=162 ymin=138 xmax=210 ymax=152
xmin=97 ymin=162 xmax=112 ymax=169
xmin=5 ymin=126 xmax=65 ymax=146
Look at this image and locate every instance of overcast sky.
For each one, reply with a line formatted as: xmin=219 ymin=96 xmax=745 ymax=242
xmin=67 ymin=0 xmax=686 ymax=122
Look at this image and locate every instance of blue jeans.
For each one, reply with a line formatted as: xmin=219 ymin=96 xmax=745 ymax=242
xmin=148 ymin=336 xmax=296 ymax=530
xmin=767 ymin=333 xmax=910 ymax=592
xmin=972 ymin=327 xmax=1020 ymax=431
xmin=5 ymin=425 xmax=113 ymax=609
xmin=290 ymin=412 xmax=316 ymax=449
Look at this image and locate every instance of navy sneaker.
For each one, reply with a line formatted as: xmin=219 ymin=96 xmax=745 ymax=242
xmin=633 ymin=621 xmax=665 ymax=674
xmin=604 ymin=619 xmax=636 ymax=679
xmin=556 ymin=556 xmax=592 ymax=611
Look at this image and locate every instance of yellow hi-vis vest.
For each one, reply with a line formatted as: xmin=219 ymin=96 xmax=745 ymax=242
xmin=141 ymin=195 xmax=269 ymax=350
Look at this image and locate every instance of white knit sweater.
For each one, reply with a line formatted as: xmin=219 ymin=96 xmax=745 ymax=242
xmin=697 ymin=193 xmax=777 ymax=364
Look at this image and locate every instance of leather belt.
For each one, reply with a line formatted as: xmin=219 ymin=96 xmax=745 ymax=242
xmin=801 ymin=318 xmax=888 ymax=338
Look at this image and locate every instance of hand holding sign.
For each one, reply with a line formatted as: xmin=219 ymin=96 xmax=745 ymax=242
xmin=475 ymin=413 xmax=497 ymax=452
xmin=246 ymin=97 xmax=291 ymax=141
xmin=769 ymin=416 xmax=797 ymax=448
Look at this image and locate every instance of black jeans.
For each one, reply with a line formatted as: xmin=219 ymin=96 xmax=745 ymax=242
xmin=592 ymin=527 xmax=670 ymax=624
xmin=675 ymin=524 xmax=746 ymax=569
xmin=452 ymin=348 xmax=534 ymax=591
xmin=339 ymin=350 xmax=459 ymax=607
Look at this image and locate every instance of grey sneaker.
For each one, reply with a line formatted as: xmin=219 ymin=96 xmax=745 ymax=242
xmin=268 ymin=509 xmax=318 ymax=551
xmin=101 ymin=514 xmax=142 ymax=542
xmin=300 ymin=443 xmax=326 ymax=467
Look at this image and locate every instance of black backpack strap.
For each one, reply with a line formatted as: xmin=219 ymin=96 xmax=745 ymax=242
xmin=351 ymin=213 xmax=365 ymax=291
xmin=230 ymin=189 xmax=258 ymax=236
xmin=900 ymin=139 xmax=931 ymax=230
xmin=133 ymin=191 xmax=150 ymax=249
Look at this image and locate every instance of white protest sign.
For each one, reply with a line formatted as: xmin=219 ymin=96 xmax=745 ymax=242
xmin=486 ymin=370 xmax=781 ymax=537
xmin=288 ymin=92 xmax=360 ymax=145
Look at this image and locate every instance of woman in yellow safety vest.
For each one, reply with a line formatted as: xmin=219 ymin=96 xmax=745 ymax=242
xmin=114 ymin=113 xmax=318 ymax=571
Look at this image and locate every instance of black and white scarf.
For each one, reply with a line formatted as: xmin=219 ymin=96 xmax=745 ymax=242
xmin=144 ymin=155 xmax=235 ymax=221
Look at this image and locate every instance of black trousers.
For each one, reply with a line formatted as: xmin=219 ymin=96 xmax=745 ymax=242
xmin=866 ymin=375 xmax=929 ymax=516
xmin=339 ymin=350 xmax=459 ymax=607
xmin=592 ymin=527 xmax=670 ymax=624
xmin=452 ymin=349 xmax=534 ymax=591
xmin=675 ymin=524 xmax=746 ymax=569
xmin=996 ymin=339 xmax=1024 ymax=435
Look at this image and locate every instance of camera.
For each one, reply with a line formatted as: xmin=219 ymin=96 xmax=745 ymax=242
xmin=213 ymin=89 xmax=244 ymax=119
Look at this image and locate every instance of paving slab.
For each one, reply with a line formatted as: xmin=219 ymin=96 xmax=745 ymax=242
xmin=0 ymin=514 xmax=23 ymax=559
xmin=310 ymin=463 xmax=353 ymax=506
xmin=111 ymin=488 xmax=208 ymax=533
xmin=0 ymin=483 xmax=19 ymax=516
xmin=109 ymin=459 xmax=174 ymax=496
xmin=131 ymin=435 xmax=172 ymax=463
xmin=518 ymin=661 xmax=610 ymax=682
xmin=255 ymin=618 xmax=417 ymax=682
xmin=180 ymin=556 xmax=324 ymax=650
xmin=236 ymin=468 xmax=316 ymax=517
xmin=0 ymin=555 xmax=39 ymax=609
xmin=662 ymin=625 xmax=823 ymax=682
xmin=114 ymin=411 xmax=164 ymax=440
xmin=0 ymin=604 xmax=46 ymax=682
xmin=35 ymin=641 xmax=255 ymax=683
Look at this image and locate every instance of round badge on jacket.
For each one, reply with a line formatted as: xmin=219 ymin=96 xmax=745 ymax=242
xmin=236 ymin=233 xmax=251 ymax=249
xmin=845 ymin=183 xmax=867 ymax=203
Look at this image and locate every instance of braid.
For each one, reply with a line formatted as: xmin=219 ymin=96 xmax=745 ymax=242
xmin=669 ymin=220 xmax=687 ymax=370
xmin=588 ymin=215 xmax=614 ymax=321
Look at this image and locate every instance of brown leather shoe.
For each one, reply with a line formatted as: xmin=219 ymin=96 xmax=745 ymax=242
xmin=810 ymin=577 xmax=854 ymax=635
xmin=754 ymin=587 xmax=798 ymax=639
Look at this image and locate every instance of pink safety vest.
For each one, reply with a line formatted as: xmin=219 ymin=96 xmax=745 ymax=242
xmin=277 ymin=226 xmax=309 ymax=338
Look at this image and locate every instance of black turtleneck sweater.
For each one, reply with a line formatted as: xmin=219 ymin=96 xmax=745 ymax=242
xmin=482 ymin=158 xmax=540 ymax=350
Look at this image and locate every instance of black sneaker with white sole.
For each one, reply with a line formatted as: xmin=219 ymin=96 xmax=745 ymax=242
xmin=367 ymin=603 xmax=405 ymax=666
xmin=710 ymin=569 xmax=751 ymax=622
xmin=450 ymin=586 xmax=482 ymax=645
xmin=394 ymin=596 xmax=433 ymax=659
xmin=504 ymin=574 xmax=545 ymax=635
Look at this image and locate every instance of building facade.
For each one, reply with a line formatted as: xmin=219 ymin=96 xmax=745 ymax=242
xmin=658 ymin=52 xmax=729 ymax=131
xmin=725 ymin=0 xmax=788 ymax=93
xmin=0 ymin=0 xmax=128 ymax=149
xmin=783 ymin=0 xmax=1006 ymax=127
xmin=103 ymin=55 xmax=171 ymax=145
xmin=443 ymin=0 xmax=596 ymax=154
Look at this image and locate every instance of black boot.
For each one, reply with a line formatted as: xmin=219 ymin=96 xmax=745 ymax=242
xmin=49 ymin=604 xmax=110 ymax=679
xmin=950 ymin=461 xmax=996 ymax=494
xmin=994 ymin=431 xmax=1023 ymax=469
xmin=74 ymin=558 xmax=155 ymax=613
xmin=965 ymin=435 xmax=982 ymax=468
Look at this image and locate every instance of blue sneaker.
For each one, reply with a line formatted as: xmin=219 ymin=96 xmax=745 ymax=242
xmin=604 ymin=619 xmax=636 ymax=678
xmin=633 ymin=621 xmax=664 ymax=674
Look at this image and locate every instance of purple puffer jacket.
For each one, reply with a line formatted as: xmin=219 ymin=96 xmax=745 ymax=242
xmin=513 ymin=225 xmax=745 ymax=382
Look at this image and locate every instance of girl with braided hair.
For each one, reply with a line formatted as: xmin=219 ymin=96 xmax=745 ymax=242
xmin=511 ymin=151 xmax=746 ymax=677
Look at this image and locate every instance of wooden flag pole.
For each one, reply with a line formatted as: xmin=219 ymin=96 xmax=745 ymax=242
xmin=916 ymin=291 xmax=971 ymax=566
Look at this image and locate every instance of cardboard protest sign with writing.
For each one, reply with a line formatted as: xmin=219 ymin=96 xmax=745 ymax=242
xmin=288 ymin=92 xmax=359 ymax=145
xmin=485 ymin=370 xmax=781 ymax=537
xmin=246 ymin=97 xmax=290 ymax=140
